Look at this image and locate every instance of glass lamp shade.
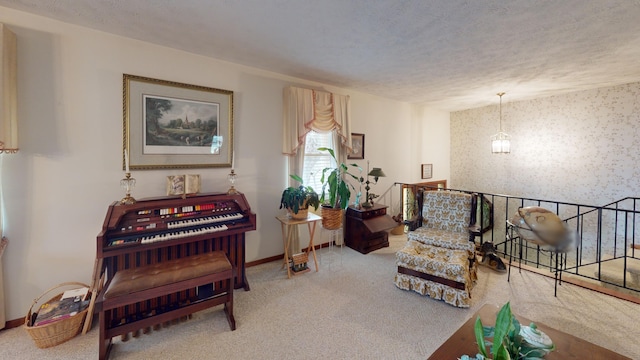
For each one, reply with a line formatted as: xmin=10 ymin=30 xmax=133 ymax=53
xmin=491 ymin=132 xmax=511 ymax=154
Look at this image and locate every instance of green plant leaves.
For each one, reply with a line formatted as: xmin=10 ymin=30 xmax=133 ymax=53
xmin=492 ymin=302 xmax=513 ymax=357
xmin=475 ymin=317 xmax=488 ymax=358
xmin=317 ymin=147 xmax=361 ymax=209
xmin=280 ymin=174 xmax=320 ymax=212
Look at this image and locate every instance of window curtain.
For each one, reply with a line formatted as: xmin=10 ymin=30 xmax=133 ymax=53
xmin=282 ymin=86 xmax=353 ymax=253
xmin=0 ymin=161 xmax=5 ymax=329
xmin=282 ymin=86 xmax=353 ymax=159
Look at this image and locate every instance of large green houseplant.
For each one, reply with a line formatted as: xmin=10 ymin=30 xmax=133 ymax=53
xmin=279 ymin=174 xmax=320 ymax=220
xmin=318 ymin=147 xmax=361 ymax=229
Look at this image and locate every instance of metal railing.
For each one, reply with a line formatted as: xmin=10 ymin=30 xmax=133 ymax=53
xmin=380 ymin=183 xmax=640 ymax=295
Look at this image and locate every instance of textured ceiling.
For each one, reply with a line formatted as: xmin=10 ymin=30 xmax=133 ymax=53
xmin=2 ymin=0 xmax=640 ymax=111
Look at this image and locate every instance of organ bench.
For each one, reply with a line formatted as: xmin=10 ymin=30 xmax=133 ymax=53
xmin=96 ymin=251 xmax=235 ymax=360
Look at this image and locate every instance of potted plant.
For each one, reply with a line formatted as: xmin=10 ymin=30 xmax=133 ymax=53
xmin=461 ymin=302 xmax=555 ymax=360
xmin=279 ymin=174 xmax=320 ymax=220
xmin=318 ymin=147 xmax=361 ymax=229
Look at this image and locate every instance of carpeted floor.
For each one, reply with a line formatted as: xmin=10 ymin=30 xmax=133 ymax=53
xmin=1 ymin=234 xmax=639 ymax=359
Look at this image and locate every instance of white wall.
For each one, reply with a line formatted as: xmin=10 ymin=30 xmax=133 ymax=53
xmin=450 ymin=83 xmax=640 ymax=204
xmin=0 ymin=7 xmax=438 ymax=321
xmin=420 ymin=106 xmax=450 ymax=182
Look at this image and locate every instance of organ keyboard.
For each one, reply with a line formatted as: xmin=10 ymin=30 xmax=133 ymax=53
xmin=97 ymin=192 xmax=257 ymax=291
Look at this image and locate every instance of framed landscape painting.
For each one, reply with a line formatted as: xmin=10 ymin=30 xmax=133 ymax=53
xmin=123 ymin=74 xmax=234 ymax=170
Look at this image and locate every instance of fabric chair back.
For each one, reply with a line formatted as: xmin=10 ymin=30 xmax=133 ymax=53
xmin=422 ymin=191 xmax=472 ymax=233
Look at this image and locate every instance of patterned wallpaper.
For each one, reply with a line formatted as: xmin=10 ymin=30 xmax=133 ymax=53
xmin=451 ymin=82 xmax=640 ymax=258
xmin=451 ymin=82 xmax=640 ymax=206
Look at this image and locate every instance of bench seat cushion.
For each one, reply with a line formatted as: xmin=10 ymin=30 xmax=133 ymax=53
xmin=407 ymin=227 xmax=475 ymax=253
xmin=396 ymin=240 xmax=471 ymax=282
xmin=394 ymin=239 xmax=476 ymax=307
xmin=104 ymin=251 xmax=231 ymax=299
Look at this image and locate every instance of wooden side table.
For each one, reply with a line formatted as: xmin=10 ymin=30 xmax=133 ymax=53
xmin=276 ymin=213 xmax=321 ymax=278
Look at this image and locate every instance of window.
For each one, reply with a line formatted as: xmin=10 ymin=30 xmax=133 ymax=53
xmin=302 ymin=131 xmax=334 ymax=195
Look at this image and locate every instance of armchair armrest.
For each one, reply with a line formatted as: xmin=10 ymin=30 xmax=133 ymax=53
xmin=404 ymin=216 xmax=422 ymax=231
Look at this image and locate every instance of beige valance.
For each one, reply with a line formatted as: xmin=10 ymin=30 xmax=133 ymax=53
xmin=282 ymin=86 xmax=352 ymax=155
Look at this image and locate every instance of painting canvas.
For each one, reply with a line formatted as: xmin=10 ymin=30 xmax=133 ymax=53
xmin=143 ymin=96 xmax=220 ymax=155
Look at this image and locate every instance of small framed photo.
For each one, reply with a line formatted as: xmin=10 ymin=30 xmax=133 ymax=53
xmin=348 ymin=133 xmax=365 ymax=159
xmin=421 ymin=164 xmax=433 ymax=179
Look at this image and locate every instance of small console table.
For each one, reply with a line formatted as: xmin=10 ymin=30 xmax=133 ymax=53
xmin=344 ymin=204 xmax=397 ymax=254
xmin=276 ymin=213 xmax=321 ymax=278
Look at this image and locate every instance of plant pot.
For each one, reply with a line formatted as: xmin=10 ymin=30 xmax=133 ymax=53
xmin=288 ymin=208 xmax=309 ymax=220
xmin=321 ymin=206 xmax=343 ymax=230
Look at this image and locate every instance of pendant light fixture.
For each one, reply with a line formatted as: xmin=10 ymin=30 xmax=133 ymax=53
xmin=491 ymin=92 xmax=510 ymax=154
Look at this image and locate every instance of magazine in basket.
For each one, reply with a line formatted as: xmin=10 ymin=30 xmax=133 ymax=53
xmin=33 ymin=292 xmax=90 ymax=326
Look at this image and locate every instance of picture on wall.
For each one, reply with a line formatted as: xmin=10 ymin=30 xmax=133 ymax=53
xmin=123 ymin=74 xmax=234 ymax=170
xmin=348 ymin=133 xmax=365 ymax=159
xmin=421 ymin=164 xmax=433 ymax=179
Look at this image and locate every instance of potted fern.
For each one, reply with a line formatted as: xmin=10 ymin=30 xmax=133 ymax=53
xmin=279 ymin=174 xmax=320 ymax=220
xmin=318 ymin=147 xmax=361 ymax=229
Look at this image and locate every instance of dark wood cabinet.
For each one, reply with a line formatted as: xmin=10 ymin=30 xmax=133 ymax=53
xmin=344 ymin=204 xmax=397 ymax=254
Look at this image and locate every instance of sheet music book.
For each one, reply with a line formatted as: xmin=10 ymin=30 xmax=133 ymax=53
xmin=61 ymin=287 xmax=89 ymax=301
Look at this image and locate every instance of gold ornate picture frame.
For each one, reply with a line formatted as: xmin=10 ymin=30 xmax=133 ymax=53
xmin=123 ymin=74 xmax=234 ymax=170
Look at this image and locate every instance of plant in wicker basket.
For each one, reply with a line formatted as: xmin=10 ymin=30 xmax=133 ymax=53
xmin=279 ymin=174 xmax=320 ymax=220
xmin=318 ymin=147 xmax=361 ymax=229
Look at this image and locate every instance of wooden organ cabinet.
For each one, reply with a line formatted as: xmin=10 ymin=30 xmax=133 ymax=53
xmin=344 ymin=204 xmax=397 ymax=254
xmin=95 ymin=192 xmax=256 ymax=340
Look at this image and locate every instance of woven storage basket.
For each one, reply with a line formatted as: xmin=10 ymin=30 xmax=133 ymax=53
xmin=390 ymin=224 xmax=405 ymax=235
xmin=321 ymin=207 xmax=343 ymax=230
xmin=288 ymin=208 xmax=309 ymax=220
xmin=25 ymin=281 xmax=90 ymax=349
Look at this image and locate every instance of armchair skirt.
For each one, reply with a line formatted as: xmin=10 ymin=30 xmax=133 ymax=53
xmin=395 ymin=239 xmax=475 ymax=307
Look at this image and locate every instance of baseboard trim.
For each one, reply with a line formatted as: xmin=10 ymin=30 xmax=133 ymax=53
xmin=4 ymin=318 xmax=23 ymax=330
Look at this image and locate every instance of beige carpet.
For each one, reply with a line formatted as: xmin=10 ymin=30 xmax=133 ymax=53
xmin=1 ymin=234 xmax=639 ymax=359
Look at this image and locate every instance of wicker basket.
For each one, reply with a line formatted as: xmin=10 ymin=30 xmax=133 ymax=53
xmin=390 ymin=224 xmax=405 ymax=235
xmin=24 ymin=281 xmax=90 ymax=349
xmin=321 ymin=207 xmax=343 ymax=230
xmin=288 ymin=208 xmax=309 ymax=220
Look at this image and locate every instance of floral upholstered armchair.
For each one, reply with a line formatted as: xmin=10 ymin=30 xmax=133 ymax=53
xmin=394 ymin=190 xmax=477 ymax=307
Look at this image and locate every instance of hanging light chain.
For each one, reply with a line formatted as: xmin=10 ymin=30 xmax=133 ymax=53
xmin=497 ymin=92 xmax=505 ymax=131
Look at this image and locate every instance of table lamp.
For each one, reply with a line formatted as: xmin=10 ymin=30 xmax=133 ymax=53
xmin=363 ymin=162 xmax=386 ymax=208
